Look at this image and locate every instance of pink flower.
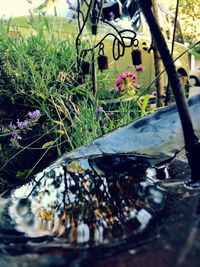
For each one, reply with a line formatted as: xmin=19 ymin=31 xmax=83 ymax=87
xmin=119 ymin=73 xmax=126 ymax=79
xmin=152 ymin=91 xmax=157 ymax=96
xmin=115 ymin=78 xmax=123 ymax=86
xmin=136 ymin=66 xmax=144 ymax=72
xmin=115 ymin=86 xmax=121 ymax=92
xmin=108 ymin=112 xmax=114 ymax=116
xmin=128 ymin=73 xmax=137 ymax=80
xmin=115 ymin=71 xmax=138 ymax=94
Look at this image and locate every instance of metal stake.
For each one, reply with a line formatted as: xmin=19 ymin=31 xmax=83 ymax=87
xmin=139 ymin=0 xmax=200 ymax=184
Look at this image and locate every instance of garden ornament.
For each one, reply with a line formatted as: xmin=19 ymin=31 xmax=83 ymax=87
xmin=75 ymin=0 xmax=139 ymax=93
xmin=97 ymin=55 xmax=109 ymax=71
xmin=131 ymin=48 xmax=142 ymax=66
xmin=82 ymin=61 xmax=91 ymax=75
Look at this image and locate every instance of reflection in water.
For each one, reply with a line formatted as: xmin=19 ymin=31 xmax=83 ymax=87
xmin=7 ymin=155 xmax=167 ymax=247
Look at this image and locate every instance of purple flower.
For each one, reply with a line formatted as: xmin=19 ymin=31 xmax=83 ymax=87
xmin=95 ymin=107 xmax=103 ymax=117
xmin=28 ymin=111 xmax=33 ymax=118
xmin=9 ymin=122 xmax=16 ymax=129
xmin=33 ymin=110 xmax=40 ymax=116
xmin=12 ymin=132 xmax=22 ymax=140
xmin=28 ymin=110 xmax=40 ymax=119
xmin=16 ymin=119 xmax=23 ymax=128
xmin=23 ymin=120 xmax=29 ymax=127
xmin=66 ymin=0 xmax=72 ymax=8
xmin=126 ymin=64 xmax=133 ymax=70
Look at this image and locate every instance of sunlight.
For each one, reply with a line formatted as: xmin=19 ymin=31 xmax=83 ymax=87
xmin=0 ymin=0 xmax=33 ymax=18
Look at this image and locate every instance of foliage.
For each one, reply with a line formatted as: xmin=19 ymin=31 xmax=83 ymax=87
xmin=0 ymin=15 xmax=77 ymax=181
xmin=0 ymin=14 xmax=154 ymax=184
xmin=191 ymin=44 xmax=200 ymax=60
xmin=169 ymin=0 xmax=200 ymax=44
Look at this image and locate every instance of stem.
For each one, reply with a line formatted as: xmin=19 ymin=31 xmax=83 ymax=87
xmin=139 ymin=0 xmax=200 ymax=181
xmin=139 ymin=0 xmax=198 ymax=148
xmin=92 ymin=50 xmax=96 ymax=96
xmin=165 ymin=0 xmax=180 ymax=105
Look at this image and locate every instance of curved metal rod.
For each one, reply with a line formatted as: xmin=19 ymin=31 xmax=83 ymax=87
xmin=75 ymin=0 xmax=138 ymax=75
xmin=76 ymin=0 xmax=94 ymax=71
xmin=79 ymin=29 xmax=137 ymax=61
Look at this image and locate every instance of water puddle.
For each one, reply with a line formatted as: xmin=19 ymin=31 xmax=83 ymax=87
xmin=0 ymin=154 xmax=167 ymax=251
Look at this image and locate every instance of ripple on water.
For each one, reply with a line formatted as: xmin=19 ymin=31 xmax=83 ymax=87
xmin=3 ymin=155 xmax=167 ymax=248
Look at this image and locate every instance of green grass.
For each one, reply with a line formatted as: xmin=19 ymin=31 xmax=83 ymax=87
xmin=0 ymin=14 xmax=154 ymax=184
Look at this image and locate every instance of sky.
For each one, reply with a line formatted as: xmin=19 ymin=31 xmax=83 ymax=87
xmin=0 ymin=0 xmax=37 ymax=18
xmin=0 ymin=0 xmax=77 ymax=19
xmin=0 ymin=0 xmax=170 ymax=19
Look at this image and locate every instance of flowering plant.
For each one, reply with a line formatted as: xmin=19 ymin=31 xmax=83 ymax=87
xmin=2 ymin=110 xmax=41 ymax=147
xmin=136 ymin=66 xmax=145 ymax=72
xmin=115 ymin=72 xmax=139 ymax=96
xmin=95 ymin=107 xmax=104 ymax=120
xmin=114 ymin=67 xmax=151 ymax=117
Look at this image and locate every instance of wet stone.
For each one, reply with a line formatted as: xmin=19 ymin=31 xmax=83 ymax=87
xmin=0 ymin=155 xmax=167 ymax=250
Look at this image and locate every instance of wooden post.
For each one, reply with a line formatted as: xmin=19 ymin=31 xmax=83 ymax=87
xmin=152 ymin=0 xmax=165 ymax=107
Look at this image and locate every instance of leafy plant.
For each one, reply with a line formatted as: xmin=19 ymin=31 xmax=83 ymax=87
xmin=0 ymin=15 xmax=155 ymax=185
